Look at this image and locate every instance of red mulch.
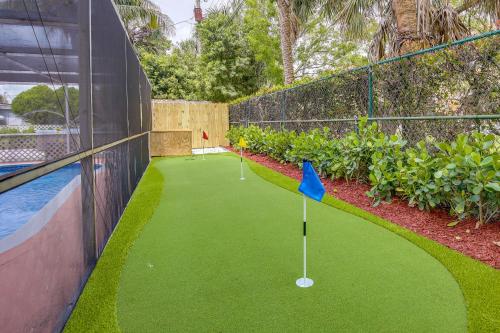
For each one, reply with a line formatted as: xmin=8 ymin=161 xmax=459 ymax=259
xmin=227 ymin=147 xmax=500 ymax=269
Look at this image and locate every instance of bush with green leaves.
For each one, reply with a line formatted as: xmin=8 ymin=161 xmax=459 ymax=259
xmin=226 ymin=120 xmax=499 ymax=225
xmin=331 ymin=119 xmax=379 ymax=181
xmin=243 ymin=125 xmax=268 ymax=153
xmin=366 ymin=133 xmax=407 ymax=205
xmin=0 ymin=126 xmax=35 ymax=134
xmin=263 ymin=128 xmax=296 ymax=163
xmin=285 ymin=127 xmax=340 ymax=176
xmin=226 ymin=125 xmax=245 ymax=146
xmin=396 ymin=140 xmax=444 ymax=211
xmin=433 ymin=133 xmax=499 ymax=226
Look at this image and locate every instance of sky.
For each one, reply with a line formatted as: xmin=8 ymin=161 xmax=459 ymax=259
xmin=152 ymin=0 xmax=229 ymax=43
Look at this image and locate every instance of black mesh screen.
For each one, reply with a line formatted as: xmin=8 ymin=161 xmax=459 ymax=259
xmin=0 ymin=0 xmax=151 ymax=332
xmin=140 ymin=70 xmax=152 ymax=132
xmin=91 ymin=0 xmax=128 ymax=146
xmin=127 ymin=48 xmax=142 ymax=136
xmin=94 ymin=142 xmax=130 ymax=256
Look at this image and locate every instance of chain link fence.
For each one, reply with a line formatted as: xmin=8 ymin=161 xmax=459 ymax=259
xmin=230 ymin=30 xmax=500 ymax=145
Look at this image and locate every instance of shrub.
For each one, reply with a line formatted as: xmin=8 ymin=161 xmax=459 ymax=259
xmin=226 ymin=125 xmax=245 ymax=146
xmin=433 ymin=133 xmax=499 ymax=226
xmin=331 ymin=119 xmax=379 ymax=181
xmin=227 ymin=122 xmax=499 ymax=225
xmin=366 ymin=133 xmax=406 ymax=205
xmin=285 ymin=127 xmax=339 ymax=176
xmin=263 ymin=128 xmax=296 ymax=163
xmin=243 ymin=125 xmax=267 ymax=153
xmin=397 ymin=140 xmax=444 ymax=211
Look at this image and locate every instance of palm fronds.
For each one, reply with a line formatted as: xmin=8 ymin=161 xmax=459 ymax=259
xmin=114 ymin=0 xmax=174 ymax=38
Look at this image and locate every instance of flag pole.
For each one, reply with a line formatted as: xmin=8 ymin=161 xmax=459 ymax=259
xmin=201 ymin=129 xmax=205 ymax=160
xmin=296 ymin=193 xmax=313 ymax=288
xmin=240 ymin=146 xmax=245 ymax=180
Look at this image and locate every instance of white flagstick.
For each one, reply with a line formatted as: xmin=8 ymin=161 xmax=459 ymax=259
xmin=240 ymin=146 xmax=245 ymax=180
xmin=296 ymin=194 xmax=313 ymax=288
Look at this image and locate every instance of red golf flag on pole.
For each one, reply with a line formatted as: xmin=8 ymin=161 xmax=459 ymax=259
xmin=202 ymin=131 xmax=209 ymax=140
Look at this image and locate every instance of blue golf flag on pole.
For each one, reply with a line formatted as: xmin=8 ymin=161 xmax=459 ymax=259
xmin=296 ymin=160 xmax=325 ymax=288
xmin=298 ymin=160 xmax=325 ymax=202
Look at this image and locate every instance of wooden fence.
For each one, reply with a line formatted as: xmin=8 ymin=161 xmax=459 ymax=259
xmin=152 ymin=100 xmax=229 ymax=149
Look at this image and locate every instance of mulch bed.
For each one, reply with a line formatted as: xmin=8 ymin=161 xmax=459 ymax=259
xmin=228 ymin=147 xmax=500 ymax=269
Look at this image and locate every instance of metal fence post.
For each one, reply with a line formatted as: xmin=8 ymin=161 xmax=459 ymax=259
xmin=280 ymin=91 xmax=286 ymax=131
xmin=245 ymin=101 xmax=249 ymax=128
xmin=79 ymin=0 xmax=97 ymax=267
xmin=354 ymin=115 xmax=359 ymax=135
xmin=368 ymin=65 xmax=374 ymax=119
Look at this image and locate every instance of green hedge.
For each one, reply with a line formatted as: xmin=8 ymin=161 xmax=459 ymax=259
xmin=227 ymin=119 xmax=500 ymax=226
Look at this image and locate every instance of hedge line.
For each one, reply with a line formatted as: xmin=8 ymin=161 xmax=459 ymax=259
xmin=227 ymin=119 xmax=499 ymax=226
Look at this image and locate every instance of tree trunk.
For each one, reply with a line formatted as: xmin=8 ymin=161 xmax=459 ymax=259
xmin=276 ymin=0 xmax=294 ymax=84
xmin=392 ymin=0 xmax=421 ymax=54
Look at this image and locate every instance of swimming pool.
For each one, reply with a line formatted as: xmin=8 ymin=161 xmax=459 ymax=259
xmin=0 ymin=164 xmax=82 ymax=239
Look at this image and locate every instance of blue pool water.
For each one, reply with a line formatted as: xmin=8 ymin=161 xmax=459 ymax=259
xmin=0 ymin=164 xmax=81 ymax=240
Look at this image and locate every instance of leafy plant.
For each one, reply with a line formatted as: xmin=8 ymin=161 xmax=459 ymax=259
xmin=226 ymin=125 xmax=245 ymax=146
xmin=242 ymin=125 xmax=267 ymax=153
xmin=331 ymin=118 xmax=378 ymax=181
xmin=397 ymin=140 xmax=444 ymax=211
xmin=228 ymin=122 xmax=499 ymax=226
xmin=366 ymin=132 xmax=406 ymax=205
xmin=285 ymin=127 xmax=339 ymax=176
xmin=263 ymin=128 xmax=296 ymax=163
xmin=434 ymin=133 xmax=499 ymax=226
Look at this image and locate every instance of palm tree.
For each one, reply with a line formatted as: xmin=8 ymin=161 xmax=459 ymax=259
xmin=276 ymin=0 xmax=295 ymax=84
xmin=291 ymin=0 xmax=498 ymax=60
xmin=113 ymin=0 xmax=174 ymax=44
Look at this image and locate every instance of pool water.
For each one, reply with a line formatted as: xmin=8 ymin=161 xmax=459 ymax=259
xmin=0 ymin=164 xmax=82 ymax=240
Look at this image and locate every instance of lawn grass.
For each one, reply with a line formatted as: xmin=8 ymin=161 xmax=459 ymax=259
xmin=64 ymin=159 xmax=164 ymax=333
xmin=116 ymin=155 xmax=466 ymax=332
xmin=242 ymin=154 xmax=500 ymax=333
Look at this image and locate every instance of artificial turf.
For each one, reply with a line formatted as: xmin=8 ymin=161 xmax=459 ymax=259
xmin=115 ymin=154 xmax=466 ymax=332
xmin=64 ymin=160 xmax=164 ymax=333
xmin=64 ymin=153 xmax=500 ymax=332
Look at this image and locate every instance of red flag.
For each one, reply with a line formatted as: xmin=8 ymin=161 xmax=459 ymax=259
xmin=202 ymin=131 xmax=209 ymax=140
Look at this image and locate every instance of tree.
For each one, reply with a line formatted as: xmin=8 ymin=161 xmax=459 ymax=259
xmin=196 ymin=9 xmax=265 ymax=101
xmin=276 ymin=0 xmax=296 ymax=84
xmin=294 ymin=19 xmax=370 ymax=77
xmin=113 ymin=0 xmax=174 ymax=52
xmin=244 ymin=0 xmax=284 ymax=85
xmin=11 ymin=85 xmax=79 ymax=125
xmin=291 ymin=0 xmax=498 ymax=60
xmin=140 ymin=41 xmax=202 ymax=100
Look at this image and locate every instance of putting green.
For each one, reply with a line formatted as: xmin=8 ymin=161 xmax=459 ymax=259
xmin=117 ymin=154 xmax=466 ymax=332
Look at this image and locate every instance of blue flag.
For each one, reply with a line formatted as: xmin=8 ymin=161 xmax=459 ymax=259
xmin=298 ymin=161 xmax=325 ymax=202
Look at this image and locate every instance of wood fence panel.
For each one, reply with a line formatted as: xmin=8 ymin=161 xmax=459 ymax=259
xmin=152 ymin=100 xmax=229 ymax=149
xmin=150 ymin=130 xmax=192 ymax=156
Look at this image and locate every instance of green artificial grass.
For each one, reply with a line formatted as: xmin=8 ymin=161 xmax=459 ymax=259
xmin=242 ymin=154 xmax=500 ymax=333
xmin=64 ymin=160 xmax=164 ymax=333
xmin=64 ymin=153 xmax=500 ymax=333
xmin=116 ymin=154 xmax=467 ymax=332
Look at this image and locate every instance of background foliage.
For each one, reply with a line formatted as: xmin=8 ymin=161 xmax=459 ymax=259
xmin=11 ymin=85 xmax=79 ymax=125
